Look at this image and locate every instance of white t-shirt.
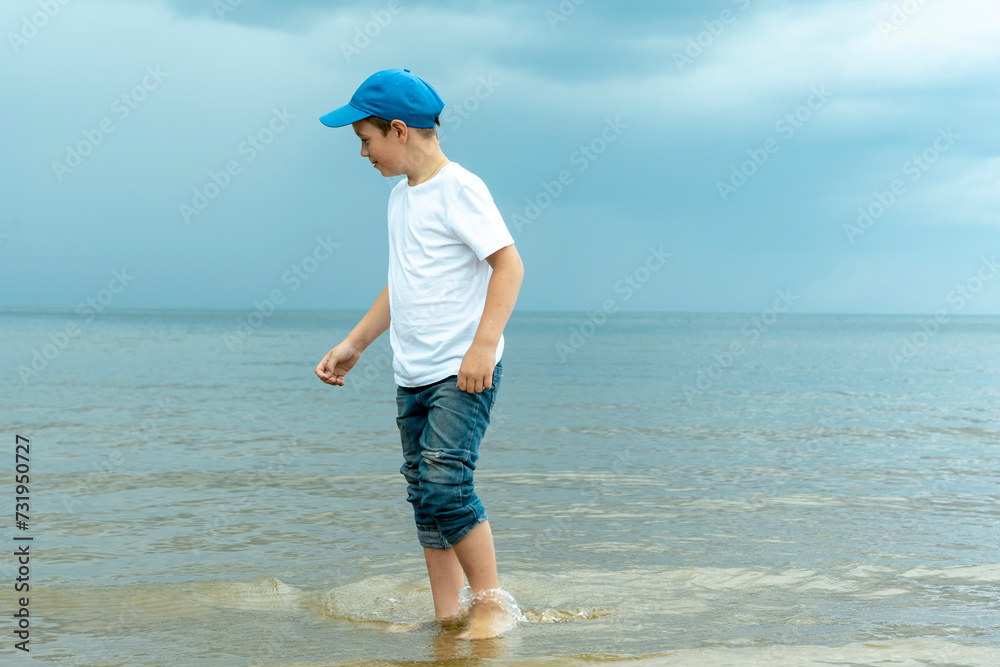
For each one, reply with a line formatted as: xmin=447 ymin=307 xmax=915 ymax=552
xmin=387 ymin=162 xmax=514 ymax=387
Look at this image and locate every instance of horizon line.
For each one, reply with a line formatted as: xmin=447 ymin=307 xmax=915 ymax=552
xmin=1 ymin=306 xmax=997 ymax=319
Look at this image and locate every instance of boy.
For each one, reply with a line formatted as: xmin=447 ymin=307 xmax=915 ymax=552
xmin=314 ymin=68 xmax=524 ymax=640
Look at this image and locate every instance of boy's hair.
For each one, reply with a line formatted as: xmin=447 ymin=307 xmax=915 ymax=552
xmin=365 ymin=115 xmax=440 ymax=140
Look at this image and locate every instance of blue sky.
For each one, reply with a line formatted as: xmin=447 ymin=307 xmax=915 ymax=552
xmin=2 ymin=0 xmax=998 ymax=314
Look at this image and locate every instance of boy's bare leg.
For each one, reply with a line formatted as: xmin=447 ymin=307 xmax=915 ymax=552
xmin=451 ymin=520 xmax=499 ymax=590
xmin=423 ymin=546 xmax=465 ymax=619
xmin=451 ymin=520 xmax=516 ymax=639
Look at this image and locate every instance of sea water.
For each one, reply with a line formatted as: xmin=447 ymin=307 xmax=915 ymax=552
xmin=1 ymin=309 xmax=997 ymax=665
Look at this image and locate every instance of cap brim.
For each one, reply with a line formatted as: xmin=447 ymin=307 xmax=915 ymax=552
xmin=319 ymin=103 xmax=371 ymax=128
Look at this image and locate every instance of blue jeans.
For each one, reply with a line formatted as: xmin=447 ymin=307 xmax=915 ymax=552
xmin=395 ymin=360 xmax=502 ymax=549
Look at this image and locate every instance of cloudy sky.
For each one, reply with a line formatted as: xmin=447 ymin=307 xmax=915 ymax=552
xmin=2 ymin=0 xmax=998 ymax=314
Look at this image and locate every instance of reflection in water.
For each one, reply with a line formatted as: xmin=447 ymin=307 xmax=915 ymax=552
xmin=428 ymin=627 xmax=508 ymax=660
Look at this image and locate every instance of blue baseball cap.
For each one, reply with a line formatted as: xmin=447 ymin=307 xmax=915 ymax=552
xmin=320 ymin=68 xmax=445 ymax=129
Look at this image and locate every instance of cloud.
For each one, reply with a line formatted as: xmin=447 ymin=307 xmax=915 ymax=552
xmin=3 ymin=0 xmax=998 ymax=312
xmin=118 ymin=0 xmax=723 ymax=33
xmin=670 ymin=0 xmax=1000 ymax=103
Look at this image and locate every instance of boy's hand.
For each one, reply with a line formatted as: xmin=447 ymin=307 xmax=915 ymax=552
xmin=316 ymin=341 xmax=362 ymax=387
xmin=457 ymin=341 xmax=495 ymax=393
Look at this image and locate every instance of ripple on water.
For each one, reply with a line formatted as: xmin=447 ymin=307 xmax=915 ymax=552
xmin=317 ymin=574 xmax=613 ymax=627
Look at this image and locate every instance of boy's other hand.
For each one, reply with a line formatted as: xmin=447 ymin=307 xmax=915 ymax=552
xmin=316 ymin=341 xmax=362 ymax=387
xmin=457 ymin=341 xmax=495 ymax=394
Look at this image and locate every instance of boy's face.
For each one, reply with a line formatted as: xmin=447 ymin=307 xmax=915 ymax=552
xmin=352 ymin=119 xmax=405 ymax=178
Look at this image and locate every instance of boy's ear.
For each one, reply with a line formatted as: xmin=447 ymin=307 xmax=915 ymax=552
xmin=390 ymin=119 xmax=409 ymax=143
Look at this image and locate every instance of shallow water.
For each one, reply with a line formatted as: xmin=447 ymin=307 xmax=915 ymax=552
xmin=1 ymin=309 xmax=998 ymax=665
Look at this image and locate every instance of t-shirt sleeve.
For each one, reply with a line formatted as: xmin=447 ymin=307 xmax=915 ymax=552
xmin=448 ymin=182 xmax=515 ymax=261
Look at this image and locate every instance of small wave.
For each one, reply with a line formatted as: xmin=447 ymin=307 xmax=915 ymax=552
xmin=520 ymin=606 xmax=617 ymax=624
xmin=675 ymin=565 xmax=862 ymax=593
xmin=319 ymin=575 xmax=434 ymax=624
xmin=900 ymin=563 xmax=1000 ymax=584
xmin=186 ymin=576 xmax=306 ymax=611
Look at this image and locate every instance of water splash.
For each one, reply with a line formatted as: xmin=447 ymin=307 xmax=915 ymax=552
xmin=520 ymin=606 xmax=617 ymax=624
xmin=457 ymin=586 xmax=527 ymax=623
